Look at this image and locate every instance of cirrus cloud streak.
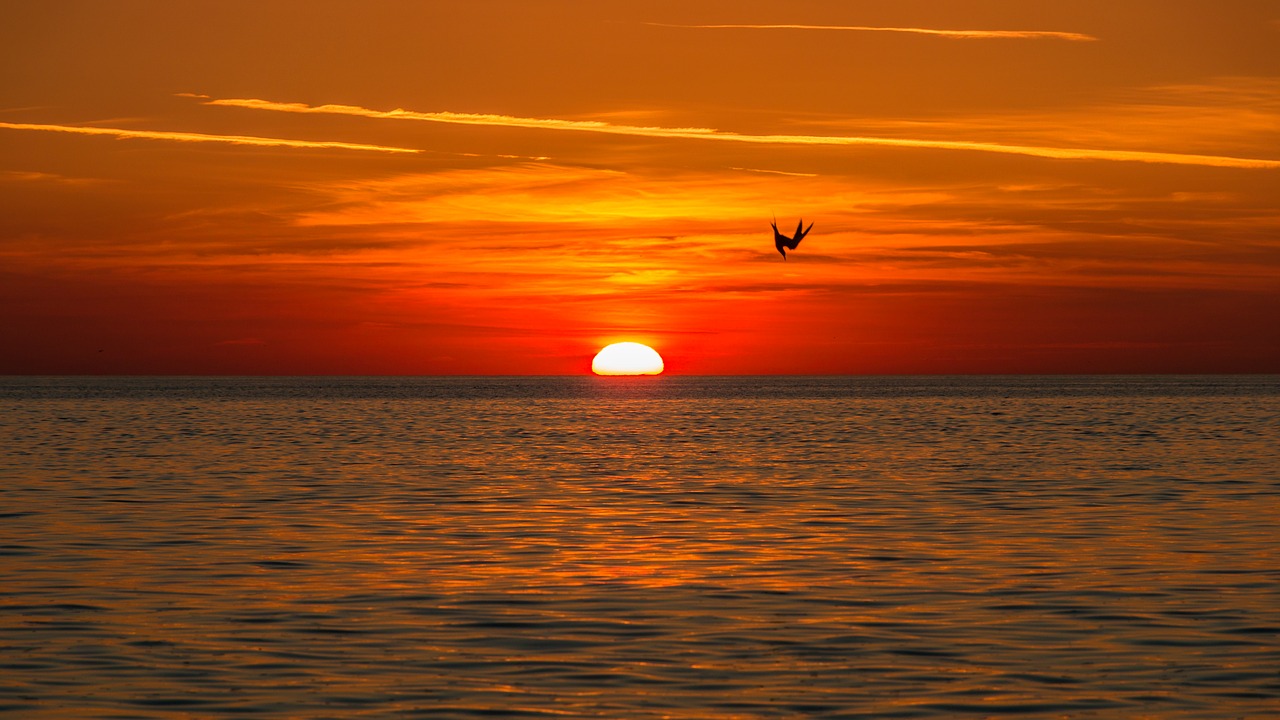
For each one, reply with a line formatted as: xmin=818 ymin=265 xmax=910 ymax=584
xmin=0 ymin=121 xmax=419 ymax=154
xmin=641 ymin=22 xmax=1098 ymax=42
xmin=200 ymin=97 xmax=1280 ymax=169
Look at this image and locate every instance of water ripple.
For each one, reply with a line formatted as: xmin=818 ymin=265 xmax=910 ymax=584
xmin=0 ymin=376 xmax=1277 ymax=718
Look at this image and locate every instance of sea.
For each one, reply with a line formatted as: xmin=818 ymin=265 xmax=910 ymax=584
xmin=1 ymin=375 xmax=1277 ymax=719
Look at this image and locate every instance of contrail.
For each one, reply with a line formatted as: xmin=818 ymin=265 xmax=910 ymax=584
xmin=196 ymin=96 xmax=1280 ymax=170
xmin=641 ymin=22 xmax=1098 ymax=42
xmin=0 ymin=121 xmax=419 ymax=154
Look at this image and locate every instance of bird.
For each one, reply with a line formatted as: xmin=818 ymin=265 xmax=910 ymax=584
xmin=772 ymin=217 xmax=813 ymax=260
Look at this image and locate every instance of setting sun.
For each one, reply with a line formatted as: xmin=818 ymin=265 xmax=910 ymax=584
xmin=0 ymin=3 xmax=1276 ymax=378
xmin=591 ymin=342 xmax=665 ymax=376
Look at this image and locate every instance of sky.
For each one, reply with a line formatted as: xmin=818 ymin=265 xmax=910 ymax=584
xmin=2 ymin=0 xmax=1278 ymax=374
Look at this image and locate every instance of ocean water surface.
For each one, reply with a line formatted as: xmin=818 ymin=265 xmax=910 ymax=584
xmin=1 ymin=376 xmax=1277 ymax=718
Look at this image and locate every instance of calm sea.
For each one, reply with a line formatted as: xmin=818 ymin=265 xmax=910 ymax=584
xmin=1 ymin=376 xmax=1277 ymax=718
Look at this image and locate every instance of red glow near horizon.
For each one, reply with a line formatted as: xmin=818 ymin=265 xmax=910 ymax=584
xmin=1 ymin=2 xmax=1277 ymax=374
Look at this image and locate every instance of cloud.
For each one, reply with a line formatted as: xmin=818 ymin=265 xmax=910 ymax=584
xmin=729 ymin=167 xmax=819 ymax=177
xmin=0 ymin=121 xmax=418 ymax=154
xmin=807 ymin=77 xmax=1280 ymax=159
xmin=198 ymin=97 xmax=1280 ymax=169
xmin=0 ymin=170 xmax=110 ymax=185
xmin=641 ymin=22 xmax=1098 ymax=42
xmin=287 ymin=164 xmax=927 ymax=227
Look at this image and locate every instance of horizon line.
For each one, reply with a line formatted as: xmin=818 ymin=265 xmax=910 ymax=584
xmin=2 ymin=372 xmax=1274 ymax=378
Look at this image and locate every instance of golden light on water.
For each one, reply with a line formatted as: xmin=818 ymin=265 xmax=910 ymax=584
xmin=591 ymin=342 xmax=664 ymax=376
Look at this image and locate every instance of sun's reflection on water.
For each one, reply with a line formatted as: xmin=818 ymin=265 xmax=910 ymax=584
xmin=0 ymin=377 xmax=1277 ymax=717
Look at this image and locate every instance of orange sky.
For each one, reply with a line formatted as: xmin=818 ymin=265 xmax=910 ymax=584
xmin=2 ymin=0 xmax=1278 ymax=374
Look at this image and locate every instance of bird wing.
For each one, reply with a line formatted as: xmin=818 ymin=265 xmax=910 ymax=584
xmin=780 ymin=220 xmax=804 ymax=249
xmin=780 ymin=220 xmax=811 ymax=250
xmin=772 ymin=221 xmax=789 ymax=245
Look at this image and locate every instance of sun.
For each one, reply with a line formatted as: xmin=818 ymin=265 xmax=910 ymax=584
xmin=592 ymin=342 xmax=664 ymax=376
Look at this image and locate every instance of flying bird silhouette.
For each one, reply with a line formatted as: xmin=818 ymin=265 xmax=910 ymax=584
xmin=772 ymin=217 xmax=813 ymax=260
